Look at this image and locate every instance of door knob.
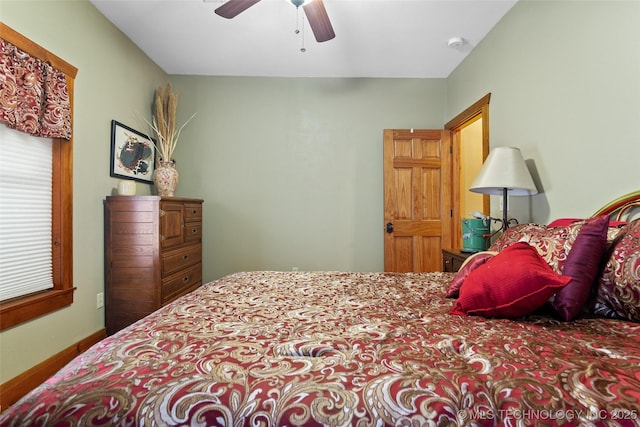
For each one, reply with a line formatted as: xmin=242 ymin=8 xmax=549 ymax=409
xmin=386 ymin=222 xmax=394 ymax=234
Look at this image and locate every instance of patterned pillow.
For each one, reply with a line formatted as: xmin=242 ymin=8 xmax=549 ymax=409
xmin=605 ymin=225 xmax=627 ymax=246
xmin=489 ymin=219 xmax=623 ymax=275
xmin=588 ymin=224 xmax=627 ymax=318
xmin=489 ymin=223 xmax=545 ymax=252
xmin=595 ymin=219 xmax=640 ymax=322
xmin=489 ymin=222 xmax=583 ymax=274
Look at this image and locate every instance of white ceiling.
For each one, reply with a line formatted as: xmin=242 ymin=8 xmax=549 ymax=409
xmin=90 ymin=0 xmax=518 ymax=78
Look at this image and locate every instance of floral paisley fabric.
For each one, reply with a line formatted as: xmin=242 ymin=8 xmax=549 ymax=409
xmin=596 ymin=219 xmax=640 ymax=322
xmin=0 ymin=38 xmax=72 ymax=139
xmin=489 ymin=222 xmax=584 ymax=274
xmin=2 ymin=271 xmax=640 ymax=426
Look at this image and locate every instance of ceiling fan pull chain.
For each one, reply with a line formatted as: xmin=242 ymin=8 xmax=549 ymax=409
xmin=295 ymin=6 xmax=301 ymax=35
xmin=300 ymin=12 xmax=306 ymax=52
xmin=293 ymin=5 xmax=306 ymax=53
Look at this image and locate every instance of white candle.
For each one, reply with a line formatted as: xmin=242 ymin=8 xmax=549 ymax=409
xmin=117 ymin=180 xmax=136 ymax=196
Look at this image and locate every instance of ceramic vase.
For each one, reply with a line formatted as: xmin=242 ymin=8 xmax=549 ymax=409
xmin=153 ymin=160 xmax=179 ymax=197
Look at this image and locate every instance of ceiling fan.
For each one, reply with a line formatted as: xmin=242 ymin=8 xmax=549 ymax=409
xmin=214 ymin=0 xmax=335 ymax=43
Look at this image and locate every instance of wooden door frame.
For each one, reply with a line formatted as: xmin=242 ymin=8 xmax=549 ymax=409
xmin=444 ymin=93 xmax=491 ymax=249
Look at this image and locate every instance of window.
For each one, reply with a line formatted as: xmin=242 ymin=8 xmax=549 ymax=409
xmin=0 ymin=127 xmax=54 ymax=300
xmin=0 ymin=23 xmax=77 ymax=331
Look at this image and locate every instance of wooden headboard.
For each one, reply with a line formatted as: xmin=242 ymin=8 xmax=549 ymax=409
xmin=592 ymin=190 xmax=640 ymax=222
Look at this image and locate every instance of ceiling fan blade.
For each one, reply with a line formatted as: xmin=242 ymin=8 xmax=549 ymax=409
xmin=303 ymin=0 xmax=335 ymax=43
xmin=215 ymin=0 xmax=261 ymax=19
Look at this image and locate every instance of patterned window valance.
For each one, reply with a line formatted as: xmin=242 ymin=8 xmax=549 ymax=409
xmin=0 ymin=38 xmax=72 ymax=140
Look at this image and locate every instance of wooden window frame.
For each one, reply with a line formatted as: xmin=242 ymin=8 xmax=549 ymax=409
xmin=0 ymin=23 xmax=77 ymax=331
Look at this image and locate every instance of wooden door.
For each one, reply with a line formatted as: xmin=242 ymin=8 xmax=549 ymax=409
xmin=383 ymin=129 xmax=453 ymax=272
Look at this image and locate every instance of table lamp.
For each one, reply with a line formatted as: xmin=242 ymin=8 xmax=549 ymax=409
xmin=469 ymin=147 xmax=538 ymax=232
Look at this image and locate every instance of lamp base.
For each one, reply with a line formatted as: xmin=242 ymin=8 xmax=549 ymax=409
xmin=501 ymin=188 xmax=509 ymax=232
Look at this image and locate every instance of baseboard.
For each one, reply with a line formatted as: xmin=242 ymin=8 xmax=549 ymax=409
xmin=0 ymin=328 xmax=107 ymax=412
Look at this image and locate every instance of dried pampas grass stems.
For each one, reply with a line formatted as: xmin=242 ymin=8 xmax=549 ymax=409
xmin=142 ymin=83 xmax=196 ymax=165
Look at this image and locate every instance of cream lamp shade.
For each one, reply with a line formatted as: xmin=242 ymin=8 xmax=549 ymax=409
xmin=469 ymin=147 xmax=538 ymax=230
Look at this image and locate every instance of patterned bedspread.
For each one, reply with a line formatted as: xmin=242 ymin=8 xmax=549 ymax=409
xmin=2 ymin=271 xmax=640 ymax=426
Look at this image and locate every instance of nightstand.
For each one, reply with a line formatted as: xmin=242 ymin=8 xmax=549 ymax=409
xmin=442 ymin=248 xmax=473 ymax=273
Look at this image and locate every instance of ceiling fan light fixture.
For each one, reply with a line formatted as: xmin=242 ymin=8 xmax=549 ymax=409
xmin=216 ymin=0 xmax=334 ymax=43
xmin=290 ymin=0 xmax=312 ymax=8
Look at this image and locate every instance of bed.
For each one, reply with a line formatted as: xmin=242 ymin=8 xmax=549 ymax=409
xmin=2 ymin=192 xmax=640 ymax=426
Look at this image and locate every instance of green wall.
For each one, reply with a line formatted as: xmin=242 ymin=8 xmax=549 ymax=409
xmin=0 ymin=0 xmax=168 ymax=383
xmin=171 ymin=76 xmax=447 ymax=281
xmin=446 ymin=0 xmax=640 ymax=223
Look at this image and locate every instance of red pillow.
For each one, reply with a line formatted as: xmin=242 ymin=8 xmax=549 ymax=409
xmin=445 ymin=251 xmax=496 ymax=298
xmin=547 ymin=218 xmax=582 ymax=227
xmin=552 ymin=215 xmax=609 ymax=321
xmin=451 ymin=242 xmax=571 ymax=318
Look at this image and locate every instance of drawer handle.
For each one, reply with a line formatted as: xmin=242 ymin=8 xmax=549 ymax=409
xmin=192 ymin=209 xmax=198 ymax=215
xmin=182 ymin=276 xmax=190 ymax=283
xmin=183 ymin=255 xmax=189 ymax=261
xmin=191 ymin=228 xmax=198 ymax=234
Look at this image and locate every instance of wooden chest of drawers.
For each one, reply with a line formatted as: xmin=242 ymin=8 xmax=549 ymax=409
xmin=104 ymin=196 xmax=203 ymax=335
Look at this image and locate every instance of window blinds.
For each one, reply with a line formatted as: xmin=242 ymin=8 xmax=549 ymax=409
xmin=0 ymin=125 xmax=53 ymax=301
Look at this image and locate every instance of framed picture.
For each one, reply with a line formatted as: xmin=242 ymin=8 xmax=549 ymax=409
xmin=110 ymin=120 xmax=156 ymax=183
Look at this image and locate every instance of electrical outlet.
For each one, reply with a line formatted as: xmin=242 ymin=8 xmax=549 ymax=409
xmin=96 ymin=292 xmax=104 ymax=309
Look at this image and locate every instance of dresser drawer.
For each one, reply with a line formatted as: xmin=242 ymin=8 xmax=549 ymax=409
xmin=184 ymin=222 xmax=202 ymax=243
xmin=184 ymin=203 xmax=202 ymax=222
xmin=162 ymin=243 xmax=202 ymax=276
xmin=161 ymin=263 xmax=202 ymax=304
